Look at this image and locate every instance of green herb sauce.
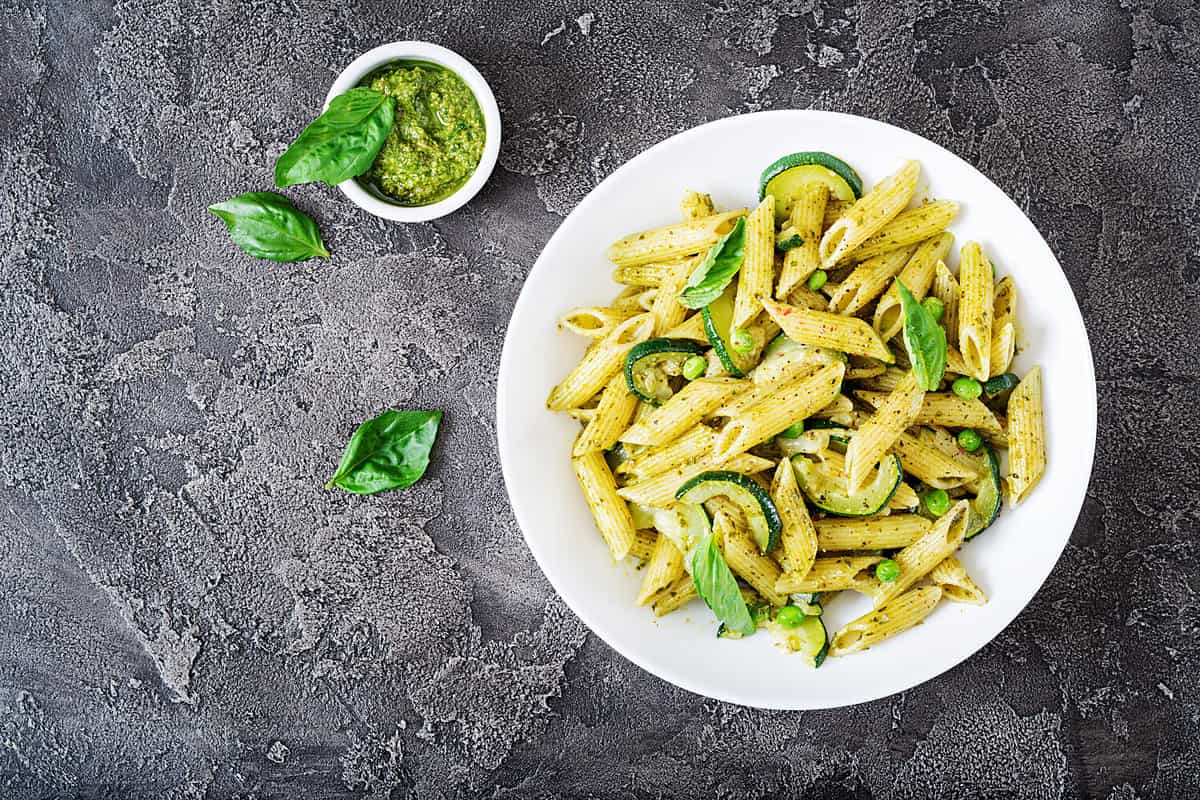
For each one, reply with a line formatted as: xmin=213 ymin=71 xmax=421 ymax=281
xmin=357 ymin=61 xmax=485 ymax=206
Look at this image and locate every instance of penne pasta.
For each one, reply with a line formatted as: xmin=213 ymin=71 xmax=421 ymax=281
xmin=873 ymin=500 xmax=968 ymax=607
xmin=989 ymin=276 xmax=1016 ymax=377
xmin=733 ymin=196 xmax=776 ymax=329
xmin=651 ymin=574 xmax=698 ymax=616
xmin=932 ymin=260 xmax=960 ymax=343
xmin=854 ymin=390 xmax=1003 ymax=432
xmin=713 ymin=362 xmax=846 ymax=462
xmin=777 ymin=182 xmax=830 ymax=298
xmin=613 ymin=260 xmax=672 ymax=287
xmin=957 ymin=241 xmax=995 ymax=381
xmin=627 ymin=529 xmax=658 ymax=562
xmin=636 ymin=533 xmax=686 ymax=605
xmin=819 ymin=160 xmax=921 ymax=266
xmin=572 ymin=373 xmax=640 ymax=456
xmin=547 ymin=313 xmax=656 ymax=411
xmin=559 ymin=306 xmax=638 ymax=339
xmin=572 ymin=451 xmax=638 ymax=559
xmin=826 ymin=246 xmax=916 ymax=316
xmin=770 ymin=458 xmax=818 ymax=577
xmin=776 ymin=555 xmax=884 ymax=594
xmin=617 ymin=452 xmax=773 ymax=508
xmin=815 ymin=514 xmax=932 ymax=551
xmin=718 ymin=511 xmax=787 ymax=607
xmin=829 ymin=586 xmax=943 ymax=656
xmin=891 ymin=431 xmax=979 ymax=489
xmin=1006 ymin=366 xmax=1046 ymax=505
xmin=873 ymin=233 xmax=955 ymax=341
xmin=607 ymin=209 xmax=747 ymax=267
xmin=662 ymin=312 xmax=708 ymax=342
xmin=761 ymin=298 xmax=894 ymax=362
xmin=929 ymin=556 xmax=987 ymax=605
xmin=844 ymin=371 xmax=925 ymax=493
xmin=615 ymin=425 xmax=716 ymax=481
xmin=620 ymin=377 xmax=746 ymax=447
xmin=839 ymin=200 xmax=959 ymax=264
xmin=649 ymin=256 xmax=700 ymax=335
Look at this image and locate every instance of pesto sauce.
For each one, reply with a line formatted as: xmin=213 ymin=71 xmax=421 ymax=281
xmin=357 ymin=60 xmax=485 ymax=206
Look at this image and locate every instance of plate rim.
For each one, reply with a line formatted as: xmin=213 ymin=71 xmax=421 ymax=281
xmin=496 ymin=109 xmax=1097 ymax=709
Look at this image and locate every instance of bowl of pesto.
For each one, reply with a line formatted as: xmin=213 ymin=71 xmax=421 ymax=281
xmin=326 ymin=41 xmax=501 ymax=222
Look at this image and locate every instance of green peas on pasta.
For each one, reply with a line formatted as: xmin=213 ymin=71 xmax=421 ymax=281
xmin=957 ymin=428 xmax=982 ymax=452
xmin=952 ymin=376 xmax=983 ymax=400
xmin=775 ymin=605 xmax=805 ymax=628
xmin=807 ymin=270 xmax=828 ymax=291
xmin=682 ymin=354 xmax=707 ymax=380
xmin=923 ymin=488 xmax=951 ymax=516
xmin=875 ymin=559 xmax=900 ymax=582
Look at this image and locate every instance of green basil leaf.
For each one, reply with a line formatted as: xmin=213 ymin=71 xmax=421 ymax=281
xmin=688 ymin=530 xmax=755 ymax=636
xmin=678 ymin=217 xmax=747 ymax=309
xmin=275 ymin=88 xmax=395 ymax=187
xmin=208 ymin=192 xmax=330 ymax=262
xmin=898 ymin=279 xmax=947 ymax=391
xmin=326 ymin=410 xmax=443 ymax=494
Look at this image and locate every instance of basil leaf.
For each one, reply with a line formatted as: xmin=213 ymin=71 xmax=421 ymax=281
xmin=275 ymin=88 xmax=395 ymax=187
xmin=678 ymin=217 xmax=747 ymax=309
xmin=688 ymin=530 xmax=755 ymax=636
xmin=898 ymin=279 xmax=947 ymax=390
xmin=326 ymin=410 xmax=443 ymax=494
xmin=208 ymin=192 xmax=330 ymax=262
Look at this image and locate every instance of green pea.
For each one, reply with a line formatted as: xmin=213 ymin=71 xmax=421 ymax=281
xmin=807 ymin=270 xmax=828 ymax=291
xmin=875 ymin=559 xmax=900 ymax=582
xmin=952 ymin=376 xmax=983 ymax=400
xmin=776 ymin=605 xmax=805 ymax=628
xmin=957 ymin=428 xmax=982 ymax=452
xmin=682 ymin=354 xmax=707 ymax=380
xmin=923 ymin=488 xmax=951 ymax=516
xmin=778 ymin=420 xmax=805 ymax=439
xmin=921 ymin=296 xmax=945 ymax=323
xmin=730 ymin=328 xmax=755 ymax=354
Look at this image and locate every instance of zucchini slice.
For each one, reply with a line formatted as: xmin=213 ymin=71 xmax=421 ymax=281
xmin=983 ymin=372 xmax=1021 ymax=410
xmin=759 ymin=152 xmax=864 ymax=224
xmin=701 ymin=285 xmax=750 ymax=376
xmin=624 ymin=338 xmax=707 ymax=404
xmin=791 ymin=453 xmax=903 ymax=517
xmin=676 ymin=471 xmax=782 ymax=553
xmin=964 ymin=444 xmax=1002 ymax=539
xmin=781 ymin=614 xmax=829 ymax=668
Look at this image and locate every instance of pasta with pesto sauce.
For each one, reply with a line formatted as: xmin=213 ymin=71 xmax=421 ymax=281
xmin=547 ymin=149 xmax=1048 ymax=667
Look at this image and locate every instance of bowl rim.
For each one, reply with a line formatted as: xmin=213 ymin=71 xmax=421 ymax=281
xmin=496 ymin=109 xmax=1098 ymax=709
xmin=324 ymin=41 xmax=501 ymax=223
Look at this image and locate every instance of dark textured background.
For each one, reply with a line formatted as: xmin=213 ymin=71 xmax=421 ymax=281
xmin=1 ymin=0 xmax=1196 ymax=797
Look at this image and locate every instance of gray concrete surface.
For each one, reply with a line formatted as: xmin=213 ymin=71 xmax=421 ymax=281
xmin=0 ymin=0 xmax=1196 ymax=797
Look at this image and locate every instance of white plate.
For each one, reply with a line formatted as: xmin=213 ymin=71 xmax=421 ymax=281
xmin=496 ymin=110 xmax=1096 ymax=709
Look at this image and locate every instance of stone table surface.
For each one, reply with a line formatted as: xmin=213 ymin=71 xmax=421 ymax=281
xmin=1 ymin=0 xmax=1197 ymax=798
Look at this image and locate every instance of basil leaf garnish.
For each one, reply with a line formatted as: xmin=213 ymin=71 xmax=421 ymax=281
xmin=326 ymin=410 xmax=443 ymax=494
xmin=678 ymin=217 xmax=747 ymax=309
xmin=898 ymin=279 xmax=947 ymax=391
xmin=275 ymin=87 xmax=395 ymax=188
xmin=208 ymin=192 xmax=329 ymax=262
xmin=688 ymin=530 xmax=756 ymax=636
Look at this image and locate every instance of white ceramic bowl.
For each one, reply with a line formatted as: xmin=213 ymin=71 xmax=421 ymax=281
xmin=497 ymin=110 xmax=1097 ymax=709
xmin=325 ymin=41 xmax=501 ymax=223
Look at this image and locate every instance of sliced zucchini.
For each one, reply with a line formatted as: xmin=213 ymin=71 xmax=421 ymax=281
xmin=624 ymin=338 xmax=707 ymax=404
xmin=781 ymin=614 xmax=829 ymax=668
xmin=676 ymin=471 xmax=782 ymax=553
xmin=628 ymin=502 xmax=710 ymax=558
xmin=701 ymin=285 xmax=750 ymax=376
xmin=983 ymin=372 xmax=1021 ymax=409
xmin=775 ymin=227 xmax=804 ymax=252
xmin=776 ymin=428 xmax=851 ymax=457
xmin=791 ymin=453 xmax=903 ymax=517
xmin=760 ymin=152 xmax=864 ymax=224
xmin=964 ymin=444 xmax=1001 ymax=539
xmin=604 ymin=442 xmax=632 ymax=473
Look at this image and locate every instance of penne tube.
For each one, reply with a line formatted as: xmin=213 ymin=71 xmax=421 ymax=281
xmin=615 ymin=425 xmax=716 ymax=481
xmin=891 ymin=431 xmax=979 ymax=489
xmin=649 ymin=256 xmax=700 ymax=335
xmin=572 ymin=373 xmax=640 ymax=456
xmin=829 ymin=586 xmax=943 ymax=656
xmin=761 ymin=298 xmax=894 ymax=362
xmin=855 ymin=390 xmax=1003 ymax=432
xmin=651 ymin=574 xmax=698 ymax=616
xmin=957 ymin=242 xmax=995 ymax=381
xmin=844 ymin=371 xmax=925 ymax=493
xmin=572 ymin=451 xmax=638 ymax=559
xmin=777 ymin=182 xmax=830 ymax=298
xmin=636 ymin=533 xmax=686 ymax=605
xmin=617 ymin=452 xmax=773 ymax=508
xmin=1005 ymin=366 xmax=1045 ymax=505
xmin=989 ymin=276 xmax=1016 ymax=377
xmin=547 ymin=313 xmax=655 ymax=410
xmin=819 ymin=160 xmax=921 ymax=266
xmin=559 ymin=306 xmax=639 ymax=340
xmin=929 ymin=556 xmax=987 ymax=605
xmin=620 ymin=377 xmax=746 ymax=447
xmin=607 ymin=209 xmax=747 ymax=267
xmin=776 ymin=555 xmax=884 ymax=594
xmin=873 ymin=234 xmax=955 ymax=341
xmin=932 ymin=260 xmax=960 ymax=343
xmin=680 ymin=190 xmax=716 ymax=221
xmin=771 ymin=458 xmax=818 ymax=576
xmin=717 ymin=510 xmax=787 ymax=607
xmin=826 ymin=246 xmax=916 ymax=316
xmin=613 ymin=261 xmax=672 ymax=287
xmin=873 ymin=500 xmax=968 ymax=607
xmin=662 ymin=312 xmax=707 ymax=342
xmin=733 ymin=196 xmax=775 ymax=329
xmin=713 ymin=362 xmax=846 ymax=462
xmin=627 ymin=529 xmax=658 ymax=562
xmin=814 ymin=514 xmax=932 ymax=551
xmin=839 ymin=200 xmax=959 ymax=264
